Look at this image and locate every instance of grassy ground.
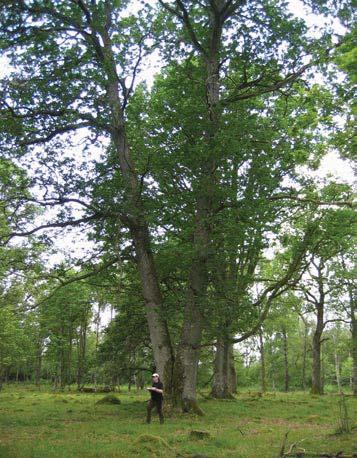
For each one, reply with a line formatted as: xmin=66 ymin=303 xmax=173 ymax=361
xmin=0 ymin=385 xmax=356 ymax=458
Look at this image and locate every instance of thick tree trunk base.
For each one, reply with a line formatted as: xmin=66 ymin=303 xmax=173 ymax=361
xmin=182 ymin=398 xmax=204 ymax=416
xmin=210 ymin=390 xmax=235 ymax=399
xmin=310 ymin=386 xmax=324 ymax=395
xmin=168 ymin=356 xmax=183 ymax=408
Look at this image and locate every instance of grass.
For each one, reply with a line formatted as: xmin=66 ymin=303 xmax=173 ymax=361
xmin=0 ymin=385 xmax=356 ymax=457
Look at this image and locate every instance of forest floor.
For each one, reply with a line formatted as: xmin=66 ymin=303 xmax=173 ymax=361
xmin=0 ymin=385 xmax=356 ymax=458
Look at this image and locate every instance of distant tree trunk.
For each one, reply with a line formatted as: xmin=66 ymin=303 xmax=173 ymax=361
xmin=60 ymin=325 xmax=66 ymax=389
xmin=35 ymin=337 xmax=43 ymax=387
xmin=258 ymin=328 xmax=267 ymax=393
xmin=348 ymin=277 xmax=357 ymax=396
xmin=333 ymin=333 xmax=341 ymax=392
xmin=282 ymin=327 xmax=289 ymax=392
xmin=352 ymin=318 xmax=357 ymax=396
xmin=301 ymin=318 xmax=308 ymax=390
xmin=305 ymin=259 xmax=326 ymax=395
xmin=94 ymin=303 xmax=101 ymax=389
xmin=68 ymin=326 xmax=73 ymax=389
xmin=77 ymin=317 xmax=87 ymax=390
xmin=311 ymin=301 xmax=324 ymax=394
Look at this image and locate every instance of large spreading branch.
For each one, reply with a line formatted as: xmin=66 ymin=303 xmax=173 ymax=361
xmin=22 ymin=257 xmax=120 ymax=311
xmin=195 ymin=224 xmax=317 ymax=349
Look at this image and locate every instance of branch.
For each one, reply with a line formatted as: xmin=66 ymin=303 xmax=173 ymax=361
xmin=159 ymin=0 xmax=207 ymax=56
xmin=269 ymin=193 xmax=355 ymax=209
xmin=324 ymin=318 xmax=350 ymax=326
xmin=1 ymin=102 xmax=111 ymax=132
xmin=196 ymin=226 xmax=316 ymax=349
xmin=71 ymin=0 xmax=92 ymax=25
xmin=25 ymin=258 xmax=119 ymax=310
xmin=123 ymin=35 xmax=146 ymax=110
xmin=7 ymin=197 xmax=101 ymax=213
xmin=222 ymin=63 xmax=311 ymax=105
xmin=221 ymin=0 xmax=247 ymax=21
xmin=19 ymin=122 xmax=95 ymax=146
xmin=2 ymin=215 xmax=102 ymax=244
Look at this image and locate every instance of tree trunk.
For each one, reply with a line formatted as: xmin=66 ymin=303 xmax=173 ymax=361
xmin=259 ymin=328 xmax=267 ymax=393
xmin=282 ymin=327 xmax=289 ymax=392
xmin=130 ymin=224 xmax=174 ymax=385
xmin=211 ymin=338 xmax=229 ymax=399
xmin=68 ymin=326 xmax=73 ymax=389
xmin=211 ymin=336 xmax=237 ymax=398
xmin=347 ymin=278 xmax=357 ymax=396
xmin=351 ymin=308 xmax=357 ymax=396
xmin=228 ymin=344 xmax=237 ymax=394
xmin=301 ymin=319 xmax=308 ymax=390
xmin=172 ymin=5 xmax=225 ymax=413
xmin=35 ymin=336 xmax=43 ymax=387
xmin=177 ymin=212 xmax=210 ymax=413
xmin=94 ymin=303 xmax=101 ymax=389
xmin=308 ymin=259 xmax=326 ymax=395
xmin=77 ymin=314 xmax=88 ymax=390
xmin=60 ymin=325 xmax=66 ymax=389
xmin=311 ymin=304 xmax=324 ymax=395
xmin=332 ymin=333 xmax=341 ymax=393
xmin=106 ymin=74 xmax=174 ymax=390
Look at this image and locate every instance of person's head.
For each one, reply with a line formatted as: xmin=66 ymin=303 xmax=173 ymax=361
xmin=152 ymin=373 xmax=160 ymax=382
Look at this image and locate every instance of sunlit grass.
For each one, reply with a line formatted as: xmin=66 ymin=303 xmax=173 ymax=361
xmin=0 ymin=385 xmax=356 ymax=457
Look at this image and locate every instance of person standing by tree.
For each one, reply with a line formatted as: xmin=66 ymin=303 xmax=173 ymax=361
xmin=146 ymin=373 xmax=164 ymax=424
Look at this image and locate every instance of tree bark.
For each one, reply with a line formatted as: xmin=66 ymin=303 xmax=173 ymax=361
xmin=228 ymin=344 xmax=237 ymax=394
xmin=350 ymin=287 xmax=357 ymax=396
xmin=130 ymin=223 xmax=174 ymax=385
xmin=211 ymin=336 xmax=237 ymax=398
xmin=282 ymin=327 xmax=289 ymax=392
xmin=211 ymin=337 xmax=229 ymax=398
xmin=101 ymin=25 xmax=174 ymax=390
xmin=303 ymin=259 xmax=326 ymax=395
xmin=174 ymin=4 xmax=224 ymax=412
xmin=311 ymin=280 xmax=325 ymax=395
xmin=259 ymin=328 xmax=267 ymax=393
xmin=35 ymin=336 xmax=43 ymax=387
xmin=60 ymin=325 xmax=66 ymax=389
xmin=77 ymin=310 xmax=88 ymax=390
xmin=301 ymin=320 xmax=308 ymax=391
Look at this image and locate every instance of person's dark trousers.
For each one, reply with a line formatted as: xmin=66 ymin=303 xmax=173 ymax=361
xmin=146 ymin=399 xmax=164 ymax=424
